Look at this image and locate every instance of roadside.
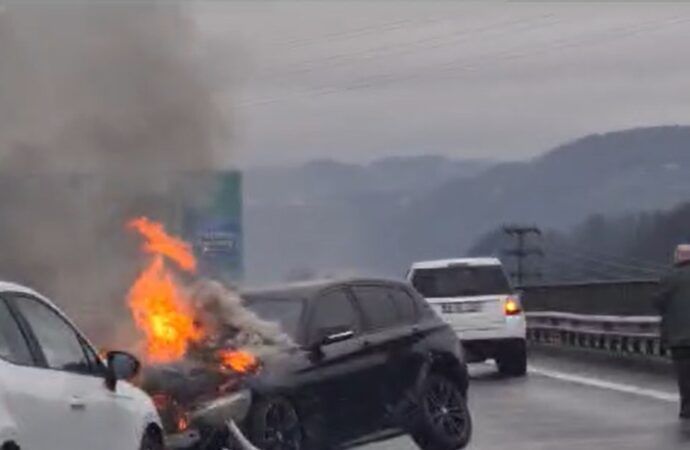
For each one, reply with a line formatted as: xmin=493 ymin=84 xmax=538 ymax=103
xmin=527 ymin=344 xmax=676 ymax=399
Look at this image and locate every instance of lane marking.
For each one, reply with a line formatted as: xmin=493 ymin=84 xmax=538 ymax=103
xmin=528 ymin=366 xmax=678 ymax=403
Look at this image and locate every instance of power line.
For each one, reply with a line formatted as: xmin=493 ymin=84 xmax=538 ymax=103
xmin=543 ymin=251 xmax=647 ymax=280
xmin=276 ymin=14 xmax=560 ymax=75
xmin=239 ymin=15 xmax=690 ymax=108
xmin=551 ymin=241 xmax=669 ymax=271
xmin=544 ymin=247 xmax=664 ymax=277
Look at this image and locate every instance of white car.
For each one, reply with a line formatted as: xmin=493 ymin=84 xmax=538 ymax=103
xmin=0 ymin=282 xmax=163 ymax=450
xmin=407 ymin=258 xmax=527 ymax=376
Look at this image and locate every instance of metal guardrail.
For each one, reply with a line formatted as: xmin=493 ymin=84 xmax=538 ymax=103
xmin=526 ymin=312 xmax=668 ymax=358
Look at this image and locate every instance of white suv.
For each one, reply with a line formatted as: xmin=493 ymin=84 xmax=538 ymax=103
xmin=0 ymin=282 xmax=163 ymax=450
xmin=407 ymin=258 xmax=527 ymax=376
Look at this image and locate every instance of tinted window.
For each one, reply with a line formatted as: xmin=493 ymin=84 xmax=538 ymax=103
xmin=411 ymin=265 xmax=512 ymax=298
xmin=243 ymin=295 xmax=305 ymax=341
xmin=0 ymin=299 xmax=34 ymax=365
xmin=353 ymin=286 xmax=398 ymax=331
xmin=390 ymin=287 xmax=417 ymax=323
xmin=309 ymin=289 xmax=359 ymax=342
xmin=14 ymin=296 xmax=91 ymax=374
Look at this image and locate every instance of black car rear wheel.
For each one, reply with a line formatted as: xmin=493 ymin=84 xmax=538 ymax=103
xmin=411 ymin=375 xmax=472 ymax=450
xmin=249 ymin=397 xmax=304 ymax=450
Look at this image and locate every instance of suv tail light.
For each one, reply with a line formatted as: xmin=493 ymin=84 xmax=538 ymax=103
xmin=504 ymin=296 xmax=522 ymax=316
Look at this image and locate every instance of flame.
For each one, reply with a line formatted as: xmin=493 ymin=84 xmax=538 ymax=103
xmin=127 ymin=217 xmax=202 ymax=363
xmin=177 ymin=415 xmax=189 ymax=432
xmin=218 ymin=350 xmax=259 ymax=374
xmin=128 ymin=217 xmax=197 ymax=272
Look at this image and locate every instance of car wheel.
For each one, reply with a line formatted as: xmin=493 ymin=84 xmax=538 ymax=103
xmin=411 ymin=374 xmax=472 ymax=450
xmin=139 ymin=429 xmax=164 ymax=450
xmin=495 ymin=339 xmax=527 ymax=377
xmin=249 ymin=396 xmax=304 ymax=450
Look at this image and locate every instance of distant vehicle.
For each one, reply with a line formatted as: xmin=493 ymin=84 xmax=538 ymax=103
xmin=149 ymin=278 xmax=472 ymax=450
xmin=407 ymin=258 xmax=527 ymax=376
xmin=0 ymin=282 xmax=163 ymax=450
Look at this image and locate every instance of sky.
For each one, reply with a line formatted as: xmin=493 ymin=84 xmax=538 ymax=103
xmin=194 ymin=2 xmax=690 ymax=167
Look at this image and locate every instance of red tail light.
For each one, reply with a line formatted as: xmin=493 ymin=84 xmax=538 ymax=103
xmin=504 ymin=297 xmax=522 ymax=316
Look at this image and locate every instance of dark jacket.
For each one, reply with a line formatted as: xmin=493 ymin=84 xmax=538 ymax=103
xmin=654 ymin=262 xmax=690 ymax=347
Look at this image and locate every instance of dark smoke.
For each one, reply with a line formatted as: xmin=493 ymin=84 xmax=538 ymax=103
xmin=0 ymin=4 xmax=231 ymax=344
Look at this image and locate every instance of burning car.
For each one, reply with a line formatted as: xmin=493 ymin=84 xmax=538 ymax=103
xmin=123 ymin=218 xmax=471 ymax=450
xmin=142 ymin=279 xmax=473 ymax=450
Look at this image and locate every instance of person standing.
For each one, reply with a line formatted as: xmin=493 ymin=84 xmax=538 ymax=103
xmin=654 ymin=244 xmax=690 ymax=419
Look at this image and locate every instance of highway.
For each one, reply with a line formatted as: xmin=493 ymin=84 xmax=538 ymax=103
xmin=369 ymin=349 xmax=688 ymax=450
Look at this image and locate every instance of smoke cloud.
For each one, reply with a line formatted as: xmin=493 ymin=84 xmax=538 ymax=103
xmin=0 ymin=4 xmax=231 ymax=342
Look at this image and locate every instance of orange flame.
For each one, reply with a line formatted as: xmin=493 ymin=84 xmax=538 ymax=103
xmin=128 ymin=217 xmax=197 ymax=272
xmin=127 ymin=217 xmax=202 ymax=363
xmin=218 ymin=350 xmax=259 ymax=374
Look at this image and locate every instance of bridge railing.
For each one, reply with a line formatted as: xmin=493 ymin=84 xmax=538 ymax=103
xmin=521 ymin=279 xmax=667 ymax=358
xmin=526 ymin=312 xmax=666 ymax=357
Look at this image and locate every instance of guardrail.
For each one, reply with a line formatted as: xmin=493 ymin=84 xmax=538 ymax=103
xmin=526 ymin=312 xmax=668 ymax=358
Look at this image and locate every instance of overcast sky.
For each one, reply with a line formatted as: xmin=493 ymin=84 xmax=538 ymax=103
xmin=194 ymin=2 xmax=690 ymax=167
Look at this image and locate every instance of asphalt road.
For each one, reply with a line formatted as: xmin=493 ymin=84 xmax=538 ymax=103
xmin=367 ymin=350 xmax=690 ymax=450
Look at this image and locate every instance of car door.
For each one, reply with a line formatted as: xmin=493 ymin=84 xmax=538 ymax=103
xmin=298 ymin=287 xmax=381 ymax=441
xmin=351 ymin=284 xmax=423 ymax=423
xmin=9 ymin=293 xmax=135 ymax=450
xmin=349 ymin=284 xmax=406 ymax=424
xmin=0 ymin=295 xmax=79 ymax=450
xmin=384 ymin=286 xmax=427 ymax=400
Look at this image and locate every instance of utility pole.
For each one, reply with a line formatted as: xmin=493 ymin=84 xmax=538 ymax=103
xmin=502 ymin=224 xmax=543 ymax=286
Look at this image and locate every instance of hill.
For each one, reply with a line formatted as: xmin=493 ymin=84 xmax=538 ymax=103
xmin=385 ymin=126 xmax=690 ymax=275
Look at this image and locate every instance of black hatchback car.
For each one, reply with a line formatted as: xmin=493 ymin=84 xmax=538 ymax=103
xmin=153 ymin=278 xmax=472 ymax=450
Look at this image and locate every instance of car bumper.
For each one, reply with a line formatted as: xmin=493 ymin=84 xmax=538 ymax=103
xmin=454 ymin=315 xmax=526 ymax=341
xmin=165 ymin=390 xmax=253 ymax=450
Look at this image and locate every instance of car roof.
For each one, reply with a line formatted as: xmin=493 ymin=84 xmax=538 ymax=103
xmin=0 ymin=281 xmax=100 ymax=349
xmin=410 ymin=257 xmax=502 ymax=270
xmin=0 ymin=280 xmax=56 ymax=306
xmin=242 ymin=277 xmax=411 ymax=300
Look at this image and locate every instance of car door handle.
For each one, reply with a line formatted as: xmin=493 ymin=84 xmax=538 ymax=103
xmin=69 ymin=396 xmax=86 ymax=411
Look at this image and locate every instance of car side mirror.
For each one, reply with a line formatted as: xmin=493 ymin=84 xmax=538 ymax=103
xmin=105 ymin=351 xmax=141 ymax=390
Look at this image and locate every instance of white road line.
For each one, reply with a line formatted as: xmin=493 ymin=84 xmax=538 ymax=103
xmin=528 ymin=366 xmax=678 ymax=403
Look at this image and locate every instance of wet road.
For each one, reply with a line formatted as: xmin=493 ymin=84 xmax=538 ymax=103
xmin=367 ymin=350 xmax=690 ymax=450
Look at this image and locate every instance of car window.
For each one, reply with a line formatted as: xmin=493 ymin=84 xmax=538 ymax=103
xmin=352 ymin=286 xmax=399 ymax=331
xmin=0 ymin=298 xmax=34 ymax=366
xmin=80 ymin=337 xmax=106 ymax=376
xmin=309 ymin=289 xmax=359 ymax=342
xmin=390 ymin=287 xmax=417 ymax=323
xmin=13 ymin=295 xmax=92 ymax=374
xmin=411 ymin=265 xmax=512 ymax=298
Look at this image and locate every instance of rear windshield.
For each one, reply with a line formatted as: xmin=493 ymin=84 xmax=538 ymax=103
xmin=411 ymin=265 xmax=512 ymax=298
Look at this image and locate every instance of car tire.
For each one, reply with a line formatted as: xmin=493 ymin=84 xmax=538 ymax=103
xmin=495 ymin=339 xmax=527 ymax=377
xmin=139 ymin=429 xmax=164 ymax=450
xmin=411 ymin=374 xmax=472 ymax=450
xmin=248 ymin=396 xmax=305 ymax=450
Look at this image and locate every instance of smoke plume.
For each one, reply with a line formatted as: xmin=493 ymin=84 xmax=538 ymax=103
xmin=0 ymin=4 xmax=230 ymax=342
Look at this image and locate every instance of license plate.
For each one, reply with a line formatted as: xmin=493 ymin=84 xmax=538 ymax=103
xmin=441 ymin=302 xmax=482 ymax=314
